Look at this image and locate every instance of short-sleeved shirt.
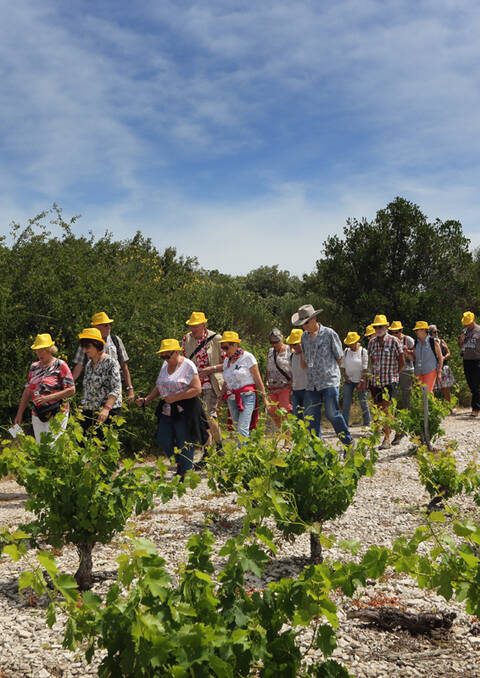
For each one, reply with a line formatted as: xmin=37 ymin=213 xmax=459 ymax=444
xmin=266 ymin=346 xmax=292 ymax=390
xmin=301 ymin=325 xmax=343 ymax=391
xmin=73 ymin=334 xmax=129 ymax=366
xmin=341 ymin=347 xmax=368 ymax=383
xmin=223 ymin=351 xmax=257 ymax=393
xmin=26 ymin=359 xmax=74 ymax=416
xmin=156 ymin=358 xmax=198 ymax=416
xmin=291 ymin=352 xmax=308 ymax=391
xmin=368 ymin=334 xmax=403 ymax=386
xmin=462 ymin=324 xmax=480 ymax=361
xmin=81 ymin=355 xmax=122 ymax=410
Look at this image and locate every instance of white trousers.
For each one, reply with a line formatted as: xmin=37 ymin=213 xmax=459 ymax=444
xmin=32 ymin=413 xmax=69 ymax=443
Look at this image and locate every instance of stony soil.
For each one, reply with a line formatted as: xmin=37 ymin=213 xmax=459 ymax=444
xmin=1 ymin=410 xmax=480 ymax=678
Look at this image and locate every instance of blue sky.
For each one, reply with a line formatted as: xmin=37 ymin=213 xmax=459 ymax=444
xmin=1 ymin=0 xmax=479 ymax=275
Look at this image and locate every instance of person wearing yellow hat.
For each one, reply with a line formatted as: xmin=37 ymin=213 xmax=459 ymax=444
xmin=367 ymin=315 xmax=405 ymax=449
xmin=218 ymin=331 xmax=268 ymax=439
xmin=364 ymin=324 xmax=375 ymax=340
xmin=72 ymin=311 xmax=135 ymax=404
xmin=388 ymin=322 xmax=415 ymax=445
xmin=412 ymin=321 xmax=443 ymax=393
xmin=182 ymin=312 xmax=224 ymax=456
xmin=286 ymin=329 xmax=307 ymax=419
xmin=459 ymin=311 xmax=480 ymax=416
xmin=341 ymin=332 xmax=370 ymax=428
xmin=78 ymin=327 xmax=122 ymax=432
xmin=14 ymin=334 xmax=75 ymax=442
xmin=136 ymin=339 xmax=207 ymax=477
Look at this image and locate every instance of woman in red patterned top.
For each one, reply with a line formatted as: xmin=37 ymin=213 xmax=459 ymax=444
xmin=14 ymin=333 xmax=75 ymax=442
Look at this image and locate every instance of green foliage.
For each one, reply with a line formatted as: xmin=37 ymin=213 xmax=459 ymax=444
xmin=0 ymin=416 xmax=199 ymax=585
xmin=207 ymin=416 xmax=378 ymax=549
xmin=5 ymin=524 xmax=395 ymax=676
xmin=394 ymin=379 xmax=452 ymax=443
xmin=416 ymin=446 xmax=464 ymax=501
xmin=308 ymin=197 xmax=473 ymax=335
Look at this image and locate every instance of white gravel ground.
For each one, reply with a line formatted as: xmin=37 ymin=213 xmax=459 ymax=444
xmin=1 ymin=410 xmax=480 ymax=677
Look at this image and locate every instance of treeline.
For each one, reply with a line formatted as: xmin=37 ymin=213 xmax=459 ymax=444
xmin=1 ymin=198 xmax=478 ymax=444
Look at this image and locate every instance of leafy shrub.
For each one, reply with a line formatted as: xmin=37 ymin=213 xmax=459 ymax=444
xmin=394 ymin=379 xmax=452 ymax=444
xmin=0 ymin=415 xmax=199 ymax=588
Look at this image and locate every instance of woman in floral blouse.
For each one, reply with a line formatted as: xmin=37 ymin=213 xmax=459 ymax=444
xmin=14 ymin=333 xmax=75 ymax=442
xmin=78 ymin=327 xmax=122 ymax=432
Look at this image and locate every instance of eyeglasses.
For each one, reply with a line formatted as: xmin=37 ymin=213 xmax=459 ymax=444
xmin=161 ymin=352 xmax=175 ymax=360
xmin=220 ymin=342 xmax=235 ymax=349
xmin=390 ymin=330 xmax=401 ymax=334
xmin=270 ymin=340 xmax=280 ymax=345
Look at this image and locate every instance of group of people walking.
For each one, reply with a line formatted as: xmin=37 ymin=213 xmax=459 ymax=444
xmin=13 ymin=305 xmax=480 ymax=475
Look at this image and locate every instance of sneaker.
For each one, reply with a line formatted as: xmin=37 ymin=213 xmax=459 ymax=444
xmin=391 ymin=432 xmax=405 ymax=446
xmin=378 ymin=439 xmax=391 ymax=450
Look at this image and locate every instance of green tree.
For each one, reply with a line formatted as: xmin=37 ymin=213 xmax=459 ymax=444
xmin=305 ymin=197 xmax=473 ymax=335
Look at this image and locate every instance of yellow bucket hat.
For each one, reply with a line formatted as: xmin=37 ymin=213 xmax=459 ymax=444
xmin=413 ymin=320 xmax=429 ymax=331
xmin=389 ymin=320 xmax=403 ymax=331
xmin=285 ymin=328 xmax=303 ymax=345
xmin=91 ymin=311 xmax=114 ymax=325
xmin=372 ymin=314 xmax=389 ymax=326
xmin=31 ymin=333 xmax=55 ymax=350
xmin=344 ymin=331 xmax=361 ymax=345
xmin=156 ymin=338 xmax=181 ymax=354
xmin=186 ymin=311 xmax=208 ymax=326
xmin=78 ymin=327 xmax=106 ymax=344
xmin=364 ymin=324 xmax=375 ymax=337
xmin=462 ymin=311 xmax=475 ymax=326
xmin=220 ymin=331 xmax=242 ymax=344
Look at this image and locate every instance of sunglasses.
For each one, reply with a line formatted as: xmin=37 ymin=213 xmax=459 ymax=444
xmin=270 ymin=340 xmax=280 ymax=345
xmin=390 ymin=330 xmax=401 ymax=334
xmin=161 ymin=352 xmax=175 ymax=360
xmin=220 ymin=342 xmax=236 ymax=349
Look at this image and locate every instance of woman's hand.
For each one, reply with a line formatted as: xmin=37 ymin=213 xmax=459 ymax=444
xmin=127 ymin=389 xmax=135 ymax=405
xmin=35 ymin=393 xmax=54 ymax=406
xmin=14 ymin=413 xmax=23 ymax=425
xmin=136 ymin=396 xmax=147 ymax=407
xmin=97 ymin=407 xmax=110 ymax=424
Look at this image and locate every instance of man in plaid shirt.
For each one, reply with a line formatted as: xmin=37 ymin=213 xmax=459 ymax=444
xmin=368 ymin=314 xmax=405 ymax=449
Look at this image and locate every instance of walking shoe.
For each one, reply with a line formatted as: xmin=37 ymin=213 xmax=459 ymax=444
xmin=391 ymin=432 xmax=405 ymax=446
xmin=378 ymin=439 xmax=391 ymax=450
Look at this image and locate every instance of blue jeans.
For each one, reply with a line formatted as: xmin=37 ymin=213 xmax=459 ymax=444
xmin=342 ymin=381 xmax=371 ymax=426
xmin=291 ymin=389 xmax=306 ymax=420
xmin=304 ymin=387 xmax=353 ymax=445
xmin=227 ymin=391 xmax=256 ymax=438
xmin=156 ymin=413 xmax=194 ymax=475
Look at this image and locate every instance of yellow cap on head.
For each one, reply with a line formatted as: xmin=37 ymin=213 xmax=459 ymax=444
xmin=156 ymin=338 xmax=181 ymax=354
xmin=220 ymin=331 xmax=242 ymax=344
xmin=91 ymin=311 xmax=114 ymax=325
xmin=285 ymin=329 xmax=303 ymax=345
xmin=344 ymin=331 xmax=361 ymax=345
xmin=462 ymin=311 xmax=475 ymax=326
xmin=413 ymin=320 xmax=429 ymax=331
xmin=31 ymin=333 xmax=54 ymax=350
xmin=389 ymin=320 xmax=403 ymax=331
xmin=372 ymin=314 xmax=389 ymax=326
xmin=78 ymin=327 xmax=105 ymax=344
xmin=186 ymin=312 xmax=208 ymax=326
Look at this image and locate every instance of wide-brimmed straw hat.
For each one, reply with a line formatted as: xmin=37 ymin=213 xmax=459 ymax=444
xmin=156 ymin=338 xmax=181 ymax=354
xmin=91 ymin=311 xmax=114 ymax=325
xmin=285 ymin=329 xmax=303 ymax=345
xmin=344 ymin=331 xmax=361 ymax=346
xmin=31 ymin=333 xmax=55 ymax=350
xmin=78 ymin=328 xmax=106 ymax=344
xmin=220 ymin=331 xmax=242 ymax=344
xmin=372 ymin=314 xmax=389 ymax=327
xmin=413 ymin=320 xmax=429 ymax=331
xmin=291 ymin=304 xmax=323 ymax=327
xmin=186 ymin=312 xmax=208 ymax=326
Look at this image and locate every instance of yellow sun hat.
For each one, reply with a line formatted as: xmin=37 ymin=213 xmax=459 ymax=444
xmin=156 ymin=338 xmax=181 ymax=354
xmin=344 ymin=331 xmax=361 ymax=345
xmin=462 ymin=311 xmax=475 ymax=326
xmin=30 ymin=333 xmax=55 ymax=350
xmin=372 ymin=314 xmax=389 ymax=326
xmin=285 ymin=329 xmax=303 ymax=345
xmin=91 ymin=311 xmax=114 ymax=325
xmin=389 ymin=320 xmax=403 ymax=331
xmin=186 ymin=311 xmax=208 ymax=326
xmin=220 ymin=331 xmax=242 ymax=344
xmin=78 ymin=327 xmax=106 ymax=344
xmin=364 ymin=324 xmax=375 ymax=337
xmin=413 ymin=320 xmax=429 ymax=331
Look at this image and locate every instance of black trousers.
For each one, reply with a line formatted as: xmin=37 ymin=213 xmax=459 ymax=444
xmin=463 ymin=360 xmax=480 ymax=412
